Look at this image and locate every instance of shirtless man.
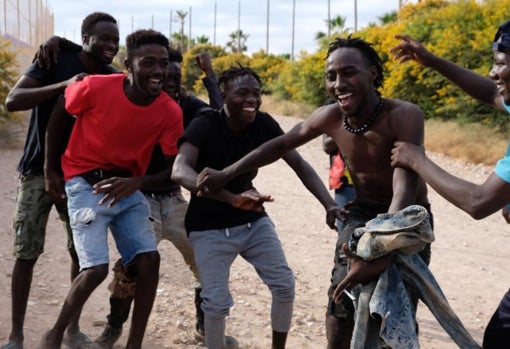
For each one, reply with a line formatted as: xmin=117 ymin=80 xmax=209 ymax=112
xmin=195 ymin=36 xmax=432 ymax=348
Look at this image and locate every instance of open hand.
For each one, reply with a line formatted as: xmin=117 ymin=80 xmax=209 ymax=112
xmin=93 ymin=177 xmax=142 ymax=207
xmin=231 ymin=189 xmax=274 ymax=212
xmin=390 ymin=34 xmax=433 ymax=66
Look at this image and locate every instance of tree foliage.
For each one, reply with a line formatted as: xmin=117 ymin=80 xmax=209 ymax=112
xmin=178 ymin=0 xmax=510 ymax=130
xmin=0 ymin=39 xmax=18 ymax=120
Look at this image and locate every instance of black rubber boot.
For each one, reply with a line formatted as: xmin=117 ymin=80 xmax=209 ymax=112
xmin=94 ymin=297 xmax=133 ymax=349
xmin=325 ymin=313 xmax=354 ymax=349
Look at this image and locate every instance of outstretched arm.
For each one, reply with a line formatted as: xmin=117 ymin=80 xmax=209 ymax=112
xmin=391 ymin=34 xmax=501 ymax=109
xmin=391 ymin=141 xmax=510 ymax=219
xmin=5 ymin=73 xmax=86 ymax=112
xmin=173 ymin=142 xmax=273 ymax=211
xmin=197 ymin=118 xmax=323 ymax=192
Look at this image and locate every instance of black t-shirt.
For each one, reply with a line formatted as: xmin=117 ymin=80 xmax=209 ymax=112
xmin=17 ymin=51 xmax=117 ymax=175
xmin=179 ymin=108 xmax=284 ymax=232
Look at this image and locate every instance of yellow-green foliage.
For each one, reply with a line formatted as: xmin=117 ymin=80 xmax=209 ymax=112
xmin=0 ymin=39 xmax=18 ymax=120
xmin=271 ymin=49 xmax=329 ymax=106
xmin=368 ymin=0 xmax=510 ymax=129
xmin=179 ymin=0 xmax=510 ymax=133
xmin=181 ymin=44 xmax=227 ymax=94
xmin=250 ymin=50 xmax=288 ymax=94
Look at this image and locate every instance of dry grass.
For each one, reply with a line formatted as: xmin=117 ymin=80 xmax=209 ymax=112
xmin=424 ymin=119 xmax=507 ymax=166
xmin=261 ymin=95 xmax=316 ymax=119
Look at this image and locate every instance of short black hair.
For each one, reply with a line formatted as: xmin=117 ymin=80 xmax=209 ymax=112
xmin=81 ymin=12 xmax=117 ymax=37
xmin=327 ymin=35 xmax=384 ymax=90
xmin=218 ymin=66 xmax=261 ymax=90
xmin=168 ymin=48 xmax=183 ymax=63
xmin=125 ymin=29 xmax=169 ymax=60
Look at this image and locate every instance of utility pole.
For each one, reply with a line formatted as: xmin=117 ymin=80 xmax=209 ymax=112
xmin=237 ymin=0 xmax=241 ymax=53
xmin=266 ymin=0 xmax=270 ymax=53
xmin=213 ymin=2 xmax=217 ymax=45
xmin=354 ymin=0 xmax=358 ymax=32
xmin=291 ymin=0 xmax=295 ymax=60
xmin=188 ymin=5 xmax=192 ymax=50
xmin=327 ymin=0 xmax=331 ymax=37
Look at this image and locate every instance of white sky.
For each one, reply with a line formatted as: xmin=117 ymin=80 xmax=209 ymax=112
xmin=48 ymin=0 xmax=413 ymax=55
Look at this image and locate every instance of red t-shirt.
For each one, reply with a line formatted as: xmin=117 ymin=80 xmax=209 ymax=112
xmin=62 ymin=73 xmax=183 ymax=180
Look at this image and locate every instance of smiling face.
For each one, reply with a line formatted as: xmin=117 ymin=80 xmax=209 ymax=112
xmin=490 ymin=51 xmax=510 ymax=104
xmin=83 ymin=20 xmax=119 ymax=65
xmin=125 ymin=43 xmax=169 ymax=104
xmin=223 ymin=74 xmax=262 ymax=126
xmin=164 ymin=61 xmax=182 ymax=102
xmin=325 ymin=47 xmax=378 ymax=117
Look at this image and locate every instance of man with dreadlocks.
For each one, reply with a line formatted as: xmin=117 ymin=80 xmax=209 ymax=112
xmin=172 ymin=66 xmax=340 ymax=349
xmin=194 ymin=36 xmax=433 ymax=348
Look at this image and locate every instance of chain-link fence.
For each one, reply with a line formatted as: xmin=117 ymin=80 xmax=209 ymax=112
xmin=0 ymin=0 xmax=53 ymax=73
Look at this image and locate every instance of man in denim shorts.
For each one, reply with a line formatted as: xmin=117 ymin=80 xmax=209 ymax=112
xmin=2 ymin=12 xmax=119 ymax=349
xmin=39 ymin=29 xmax=183 ymax=349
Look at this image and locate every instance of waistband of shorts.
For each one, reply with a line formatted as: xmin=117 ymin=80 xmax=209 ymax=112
xmin=143 ymin=190 xmax=182 ymax=199
xmin=79 ymin=168 xmax=131 ymax=186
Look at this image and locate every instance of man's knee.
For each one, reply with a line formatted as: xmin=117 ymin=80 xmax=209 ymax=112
xmin=271 ymin=277 xmax=296 ymax=304
xmin=81 ymin=264 xmax=109 ymax=286
xmin=133 ymin=251 xmax=160 ymax=279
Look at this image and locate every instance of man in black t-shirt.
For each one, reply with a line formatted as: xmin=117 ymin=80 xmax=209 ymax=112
xmin=172 ymin=66 xmax=341 ymax=349
xmin=2 ymin=12 xmax=119 ymax=349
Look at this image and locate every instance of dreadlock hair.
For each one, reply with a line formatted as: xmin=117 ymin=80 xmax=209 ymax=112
xmin=168 ymin=48 xmax=183 ymax=63
xmin=125 ymin=29 xmax=169 ymax=61
xmin=81 ymin=12 xmax=117 ymax=38
xmin=217 ymin=65 xmax=261 ymax=91
xmin=327 ymin=35 xmax=384 ymax=90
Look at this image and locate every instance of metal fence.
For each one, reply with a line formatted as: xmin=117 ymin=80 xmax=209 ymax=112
xmin=0 ymin=0 xmax=54 ymax=73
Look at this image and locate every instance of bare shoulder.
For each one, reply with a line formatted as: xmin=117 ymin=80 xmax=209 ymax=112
xmin=385 ymin=98 xmax=424 ymax=121
xmin=381 ymin=98 xmax=424 ymax=143
xmin=305 ymin=103 xmax=341 ymax=132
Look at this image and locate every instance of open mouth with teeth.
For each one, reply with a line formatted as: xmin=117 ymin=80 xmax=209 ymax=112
xmin=337 ymin=92 xmax=353 ymax=106
xmin=149 ymin=78 xmax=162 ymax=89
xmin=103 ymin=50 xmax=115 ymax=59
xmin=243 ymin=106 xmax=256 ymax=113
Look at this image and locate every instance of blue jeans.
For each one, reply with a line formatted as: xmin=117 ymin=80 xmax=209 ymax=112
xmin=189 ymin=216 xmax=295 ymax=331
xmin=65 ymin=176 xmax=157 ymax=270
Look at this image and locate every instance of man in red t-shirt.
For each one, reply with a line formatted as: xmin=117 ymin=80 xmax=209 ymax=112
xmin=40 ymin=29 xmax=182 ymax=349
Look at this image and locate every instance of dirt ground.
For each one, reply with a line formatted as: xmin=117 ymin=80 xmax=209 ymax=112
xmin=0 ymin=114 xmax=508 ymax=348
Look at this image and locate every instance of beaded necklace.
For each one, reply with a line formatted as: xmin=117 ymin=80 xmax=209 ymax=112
xmin=343 ymin=98 xmax=384 ymax=135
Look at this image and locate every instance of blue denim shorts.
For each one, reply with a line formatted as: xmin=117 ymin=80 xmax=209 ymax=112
xmin=65 ymin=176 xmax=157 ymax=270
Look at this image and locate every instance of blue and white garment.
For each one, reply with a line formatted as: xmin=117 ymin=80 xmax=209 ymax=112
xmin=494 ymin=97 xmax=510 ymax=183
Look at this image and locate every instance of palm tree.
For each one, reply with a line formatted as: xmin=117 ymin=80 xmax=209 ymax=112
xmin=315 ymin=15 xmax=349 ymax=42
xmin=226 ymin=29 xmax=249 ymax=53
xmin=195 ymin=35 xmax=210 ymax=45
xmin=378 ymin=11 xmax=398 ymax=25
